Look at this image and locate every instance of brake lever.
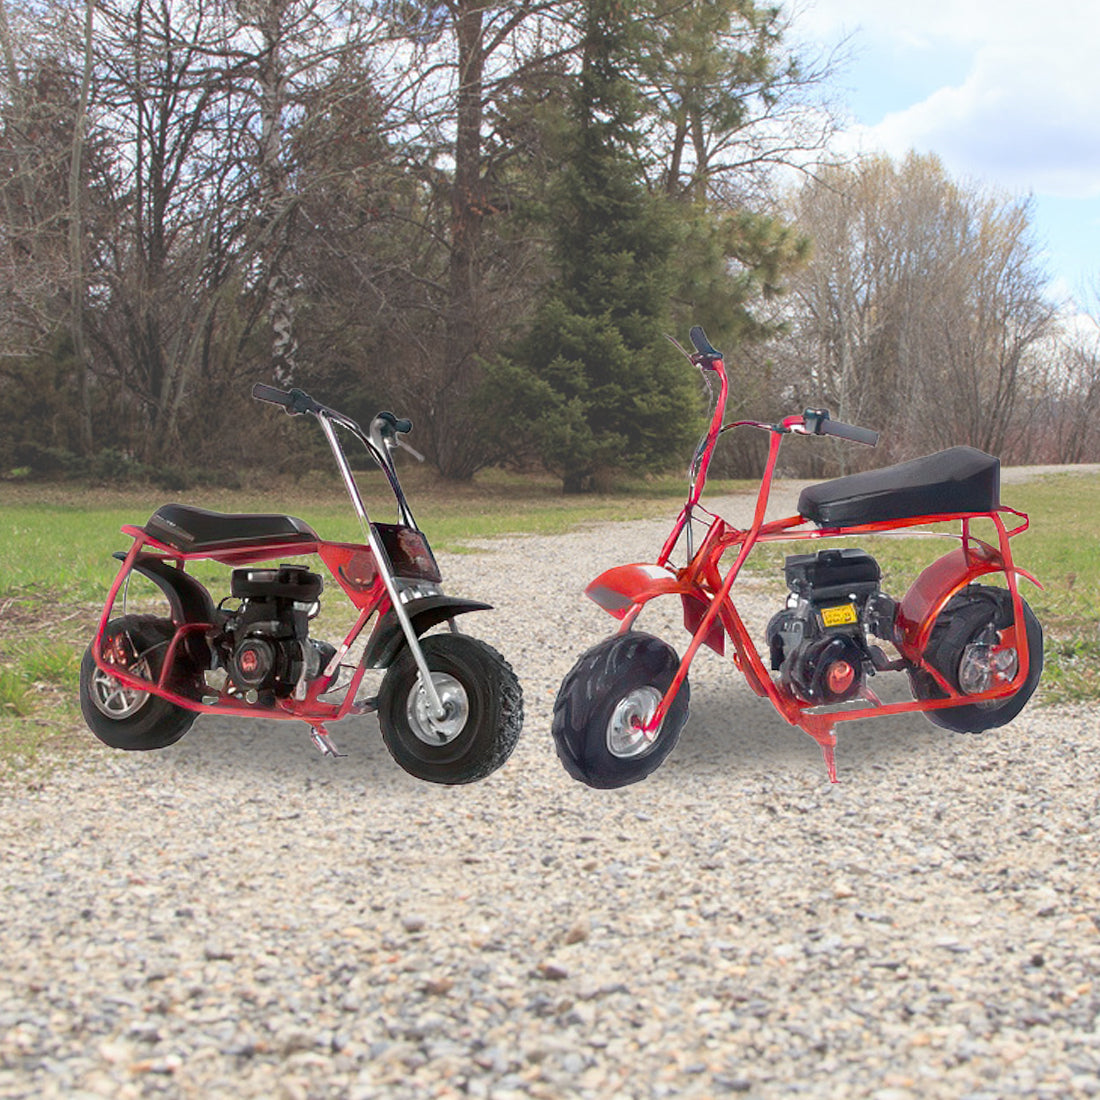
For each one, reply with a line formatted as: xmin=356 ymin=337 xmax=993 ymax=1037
xmin=394 ymin=436 xmax=425 ymax=462
xmin=665 ymin=333 xmax=694 ymax=363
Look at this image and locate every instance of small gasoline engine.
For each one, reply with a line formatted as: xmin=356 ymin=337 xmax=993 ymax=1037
xmin=211 ymin=564 xmax=337 ymax=701
xmin=765 ymin=548 xmax=896 ymax=705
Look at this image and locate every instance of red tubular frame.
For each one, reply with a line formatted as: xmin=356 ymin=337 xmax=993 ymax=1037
xmin=587 ymin=354 xmax=1039 ymax=781
xmin=91 ymin=526 xmax=394 ymax=726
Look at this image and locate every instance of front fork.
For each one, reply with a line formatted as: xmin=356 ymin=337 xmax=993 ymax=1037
xmin=315 ymin=414 xmax=448 ymax=722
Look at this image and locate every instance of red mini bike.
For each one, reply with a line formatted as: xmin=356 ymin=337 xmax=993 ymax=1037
xmin=552 ymin=327 xmax=1043 ymax=786
xmin=79 ymin=384 xmax=522 ymax=784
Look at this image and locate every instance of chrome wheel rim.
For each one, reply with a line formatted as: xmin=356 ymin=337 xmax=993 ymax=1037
xmin=90 ymin=661 xmax=151 ymax=720
xmin=606 ymin=686 xmax=663 ymax=759
xmin=406 ymin=672 xmax=469 ymax=746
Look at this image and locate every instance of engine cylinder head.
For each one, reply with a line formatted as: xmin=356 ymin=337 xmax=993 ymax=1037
xmin=230 ymin=564 xmax=323 ymax=603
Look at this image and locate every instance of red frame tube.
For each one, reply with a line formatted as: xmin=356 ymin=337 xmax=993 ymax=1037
xmin=90 ymin=527 xmax=392 ymax=726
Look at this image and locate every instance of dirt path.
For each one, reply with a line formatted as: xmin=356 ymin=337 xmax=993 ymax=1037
xmin=2 ymin=468 xmax=1098 ymax=1099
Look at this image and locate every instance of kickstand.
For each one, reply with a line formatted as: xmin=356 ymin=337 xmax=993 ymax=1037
xmin=802 ymin=716 xmax=840 ymax=783
xmin=310 ymin=725 xmax=346 ymax=758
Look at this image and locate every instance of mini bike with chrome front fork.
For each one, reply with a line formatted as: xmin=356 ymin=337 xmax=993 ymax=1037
xmin=79 ymin=384 xmax=523 ymax=784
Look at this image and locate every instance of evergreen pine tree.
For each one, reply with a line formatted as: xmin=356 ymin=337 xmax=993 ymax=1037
xmin=509 ymin=0 xmax=700 ymax=492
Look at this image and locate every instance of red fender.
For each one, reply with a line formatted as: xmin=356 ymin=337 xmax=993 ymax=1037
xmin=585 ymin=563 xmax=725 ymax=655
xmin=896 ymin=544 xmax=1039 ymax=658
xmin=586 ymin=563 xmax=686 ymax=618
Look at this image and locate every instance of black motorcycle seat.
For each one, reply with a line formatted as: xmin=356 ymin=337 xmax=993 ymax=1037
xmin=798 ymin=446 xmax=1000 ymax=527
xmin=143 ymin=503 xmax=318 ymax=553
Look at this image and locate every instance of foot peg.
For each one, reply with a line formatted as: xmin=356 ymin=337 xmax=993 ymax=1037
xmin=309 ymin=725 xmax=346 ymax=757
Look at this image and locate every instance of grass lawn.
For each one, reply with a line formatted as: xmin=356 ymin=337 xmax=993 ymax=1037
xmin=1 ymin=466 xmax=1096 ymax=775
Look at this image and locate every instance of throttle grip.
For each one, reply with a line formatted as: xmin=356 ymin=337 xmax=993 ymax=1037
xmin=689 ymin=325 xmax=722 ymax=358
xmin=376 ymin=411 xmax=413 ymax=434
xmin=817 ymin=414 xmax=879 ymax=447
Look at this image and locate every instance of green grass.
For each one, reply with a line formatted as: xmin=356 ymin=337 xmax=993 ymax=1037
xmin=0 ymin=468 xmax=754 ymax=596
xmin=0 ymin=666 xmax=36 ymax=717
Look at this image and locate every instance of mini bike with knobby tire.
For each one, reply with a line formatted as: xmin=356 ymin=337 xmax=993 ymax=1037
xmin=80 ymin=385 xmax=523 ymax=784
xmin=551 ymin=326 xmax=1043 ymax=787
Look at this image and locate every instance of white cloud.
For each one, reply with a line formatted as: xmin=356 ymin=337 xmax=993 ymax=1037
xmin=795 ymin=0 xmax=1100 ymax=199
xmin=795 ymin=0 xmax=1094 ymax=48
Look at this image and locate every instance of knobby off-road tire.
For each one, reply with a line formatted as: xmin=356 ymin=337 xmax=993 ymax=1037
xmin=909 ymin=584 xmax=1043 ymax=733
xmin=552 ymin=631 xmax=689 ymax=789
xmin=377 ymin=633 xmax=523 ymax=785
xmin=79 ymin=616 xmax=197 ymax=750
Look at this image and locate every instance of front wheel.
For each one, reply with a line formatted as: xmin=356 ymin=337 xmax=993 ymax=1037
xmin=377 ymin=634 xmax=522 ymax=784
xmin=909 ymin=584 xmax=1043 ymax=733
xmin=79 ymin=616 xmax=198 ymax=750
xmin=551 ymin=632 xmax=689 ymax=789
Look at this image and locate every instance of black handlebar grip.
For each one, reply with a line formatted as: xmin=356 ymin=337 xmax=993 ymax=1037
xmin=821 ymin=418 xmax=879 ymax=447
xmin=252 ymin=383 xmax=293 ymax=408
xmin=252 ymin=383 xmax=320 ymax=416
xmin=689 ymin=325 xmax=722 ymax=358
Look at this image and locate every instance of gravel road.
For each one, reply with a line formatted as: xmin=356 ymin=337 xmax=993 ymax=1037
xmin=3 ymin=474 xmax=1100 ymax=1100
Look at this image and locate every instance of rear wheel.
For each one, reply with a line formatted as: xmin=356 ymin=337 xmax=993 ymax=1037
xmin=79 ymin=616 xmax=197 ymax=750
xmin=552 ymin=632 xmax=689 ymax=789
xmin=377 ymin=634 xmax=522 ymax=784
xmin=909 ymin=584 xmax=1043 ymax=732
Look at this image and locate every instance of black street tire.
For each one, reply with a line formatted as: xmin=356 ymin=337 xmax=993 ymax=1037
xmin=79 ymin=616 xmax=197 ymax=750
xmin=551 ymin=632 xmax=689 ymax=789
xmin=377 ymin=634 xmax=522 ymax=785
xmin=909 ymin=584 xmax=1043 ymax=733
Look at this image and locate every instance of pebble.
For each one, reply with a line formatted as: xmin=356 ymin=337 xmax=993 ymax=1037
xmin=2 ymin=481 xmax=1097 ymax=1098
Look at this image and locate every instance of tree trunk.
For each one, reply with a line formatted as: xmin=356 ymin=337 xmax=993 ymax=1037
xmin=69 ymin=0 xmax=95 ymax=455
xmin=436 ymin=0 xmax=485 ymax=479
xmin=257 ymin=1 xmax=296 ymax=386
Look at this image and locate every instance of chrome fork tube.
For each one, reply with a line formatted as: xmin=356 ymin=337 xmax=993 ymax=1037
xmin=316 ymin=414 xmax=447 ymax=720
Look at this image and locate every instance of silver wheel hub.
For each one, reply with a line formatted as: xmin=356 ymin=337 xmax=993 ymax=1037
xmin=959 ymin=640 xmax=1018 ymax=701
xmin=606 ymin=686 xmax=663 ymax=759
xmin=91 ymin=662 xmax=151 ymax=720
xmin=406 ymin=672 xmax=469 ymax=745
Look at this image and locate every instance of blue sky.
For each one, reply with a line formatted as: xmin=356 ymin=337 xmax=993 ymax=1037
xmin=791 ymin=0 xmax=1100 ymax=307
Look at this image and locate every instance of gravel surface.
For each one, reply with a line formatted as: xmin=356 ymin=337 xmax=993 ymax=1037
xmin=3 ymin=475 xmax=1100 ymax=1100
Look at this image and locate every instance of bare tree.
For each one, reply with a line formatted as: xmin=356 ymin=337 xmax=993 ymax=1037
xmin=68 ymin=0 xmax=94 ymax=452
xmin=364 ymin=0 xmax=577 ymax=479
xmin=637 ymin=0 xmax=839 ymax=205
xmin=773 ymin=153 xmax=1056 ymax=472
xmin=1033 ymin=296 xmax=1100 ymax=464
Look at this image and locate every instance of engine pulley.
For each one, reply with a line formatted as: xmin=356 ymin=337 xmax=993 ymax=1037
xmin=230 ymin=636 xmax=278 ymax=689
xmin=784 ymin=633 xmax=865 ymax=705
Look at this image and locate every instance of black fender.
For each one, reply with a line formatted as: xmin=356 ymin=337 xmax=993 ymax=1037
xmin=363 ymin=595 xmax=491 ymax=669
xmin=112 ymin=552 xmax=217 ymax=671
xmin=113 ymin=552 xmax=217 ymax=624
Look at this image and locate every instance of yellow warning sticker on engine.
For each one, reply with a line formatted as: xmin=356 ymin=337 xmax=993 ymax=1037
xmin=821 ymin=603 xmax=858 ymax=627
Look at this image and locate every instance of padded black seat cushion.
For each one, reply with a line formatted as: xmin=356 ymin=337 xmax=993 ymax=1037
xmin=798 ymin=446 xmax=999 ymax=527
xmin=144 ymin=504 xmax=318 ymax=553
